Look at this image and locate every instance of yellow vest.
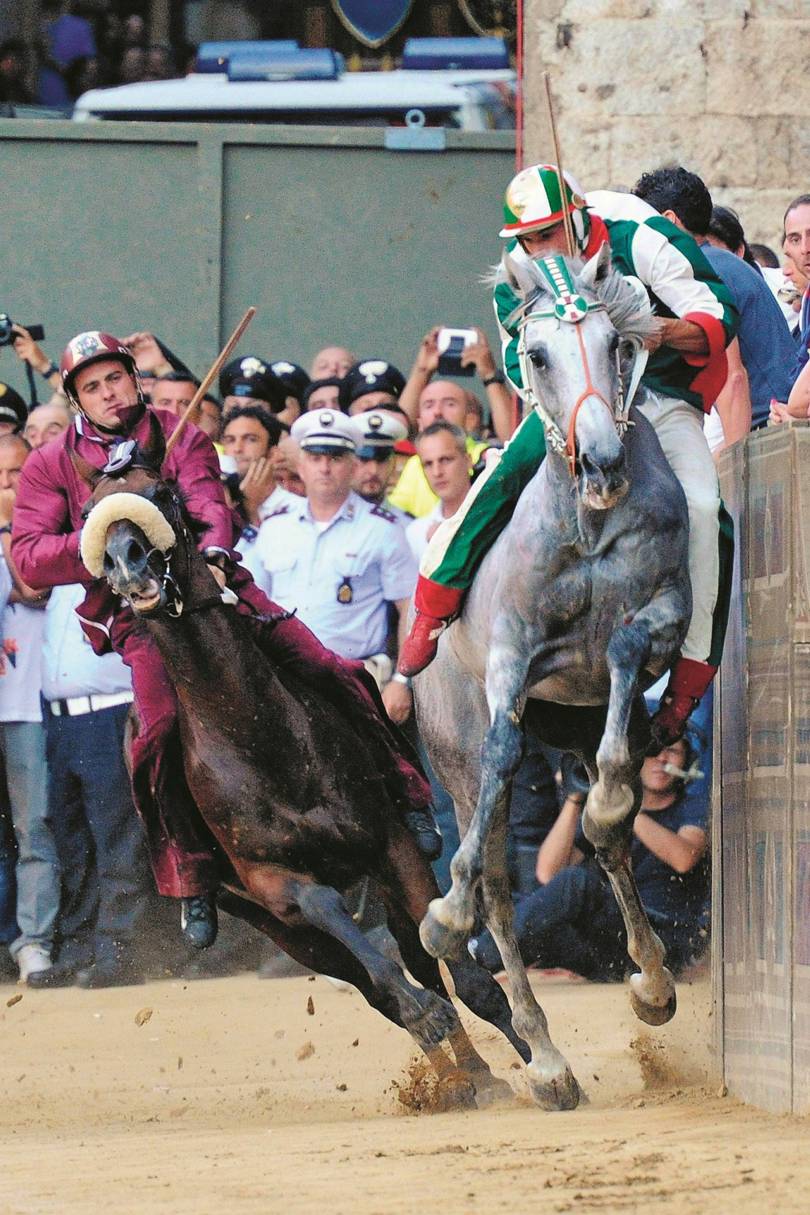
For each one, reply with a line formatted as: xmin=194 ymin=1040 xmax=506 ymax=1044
xmin=388 ymin=436 xmax=487 ymax=519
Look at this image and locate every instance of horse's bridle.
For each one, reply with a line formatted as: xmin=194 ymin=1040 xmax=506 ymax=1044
xmin=515 ymin=256 xmax=647 ymax=478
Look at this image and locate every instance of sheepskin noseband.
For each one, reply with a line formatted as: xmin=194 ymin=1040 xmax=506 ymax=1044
xmin=81 ymin=492 xmax=177 ymax=578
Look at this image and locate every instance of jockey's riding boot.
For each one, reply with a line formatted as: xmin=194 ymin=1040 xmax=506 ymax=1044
xmin=181 ymin=892 xmax=218 ymax=949
xmin=403 ymin=804 xmax=443 ymax=861
xmin=650 ymin=657 xmax=717 ymax=748
xmin=398 ymin=577 xmax=465 ymax=677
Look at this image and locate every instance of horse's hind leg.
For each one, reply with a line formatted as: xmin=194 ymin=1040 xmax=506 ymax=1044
xmin=480 ymin=806 xmax=580 ymax=1111
xmin=420 ymin=649 xmax=528 ymax=962
xmin=584 ymin=618 xmax=676 ymax=1025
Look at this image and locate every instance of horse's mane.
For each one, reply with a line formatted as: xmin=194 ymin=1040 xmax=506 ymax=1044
xmin=493 ymin=247 xmax=659 ymax=346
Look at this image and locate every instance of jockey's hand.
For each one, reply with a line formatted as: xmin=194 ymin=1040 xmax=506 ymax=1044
xmin=643 ymin=319 xmax=667 ymax=353
xmin=239 ymin=456 xmax=276 ymax=522
xmin=122 ymin=331 xmax=172 ymax=377
xmin=382 ymin=678 xmax=412 ymax=725
xmin=769 ymin=399 xmax=791 ymax=426
xmin=415 ymin=327 xmax=441 ymax=377
xmin=11 ymin=324 xmax=50 ymax=374
xmin=461 ymin=327 xmax=497 ymax=380
xmin=206 ymin=562 xmax=227 ymax=590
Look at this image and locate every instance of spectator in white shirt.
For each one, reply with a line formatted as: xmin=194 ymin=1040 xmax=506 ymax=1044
xmin=29 ymin=584 xmax=152 ymax=989
xmin=407 ymin=421 xmax=474 ymax=563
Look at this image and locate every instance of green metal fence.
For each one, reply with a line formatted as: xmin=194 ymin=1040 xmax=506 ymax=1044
xmin=0 ymin=119 xmax=513 ymax=397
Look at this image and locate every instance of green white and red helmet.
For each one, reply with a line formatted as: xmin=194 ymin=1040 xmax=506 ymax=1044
xmin=500 ymin=164 xmax=590 ymax=251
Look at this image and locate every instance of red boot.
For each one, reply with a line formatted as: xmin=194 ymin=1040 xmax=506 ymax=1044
xmin=650 ymin=657 xmax=717 ymax=747
xmin=398 ymin=577 xmax=465 ymax=677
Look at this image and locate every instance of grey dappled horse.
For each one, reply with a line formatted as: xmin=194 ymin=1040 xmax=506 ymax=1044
xmin=414 ymin=246 xmax=692 ymax=1111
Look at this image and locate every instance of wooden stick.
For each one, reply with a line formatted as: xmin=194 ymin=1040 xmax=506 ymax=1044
xmin=164 ymin=306 xmax=256 ymax=457
xmin=542 ymin=72 xmax=575 ymax=259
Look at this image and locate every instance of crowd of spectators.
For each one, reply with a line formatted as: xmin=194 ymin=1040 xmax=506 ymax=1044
xmin=0 ymin=4 xmax=187 ymax=110
xmin=0 ymin=162 xmax=807 ymax=992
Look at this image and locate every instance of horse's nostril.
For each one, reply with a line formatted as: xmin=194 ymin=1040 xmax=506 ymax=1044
xmin=103 ymin=552 xmax=114 ymax=574
xmin=126 ymin=539 xmax=145 ymax=565
xmin=580 ymin=453 xmax=597 ymax=477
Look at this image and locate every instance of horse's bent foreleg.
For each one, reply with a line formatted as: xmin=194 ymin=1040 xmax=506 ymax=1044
xmin=586 ymin=620 xmax=651 ymax=837
xmin=421 ymin=648 xmax=528 ymax=961
xmin=292 ymin=880 xmax=460 ymax=1053
xmin=480 ymin=815 xmax=579 ymax=1111
xmin=599 ymin=856 xmax=676 ymax=1025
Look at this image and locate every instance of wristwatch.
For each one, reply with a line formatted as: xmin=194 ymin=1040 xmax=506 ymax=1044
xmin=0 ymin=525 xmax=11 ymax=536
xmin=40 ymin=361 xmax=59 ymax=379
xmin=391 ymin=671 xmax=412 ymax=689
xmin=482 ymin=371 xmax=505 ymax=387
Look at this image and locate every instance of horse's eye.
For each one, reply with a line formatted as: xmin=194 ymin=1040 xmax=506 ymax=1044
xmin=529 ymin=350 xmax=546 ymax=370
xmin=620 ymin=340 xmax=637 ymax=362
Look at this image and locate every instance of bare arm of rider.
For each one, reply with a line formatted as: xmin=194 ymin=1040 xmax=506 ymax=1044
xmin=536 ymin=795 xmax=585 ymax=885
xmin=382 ymin=596 xmax=414 ymax=725
xmin=712 ymin=339 xmax=751 ymax=453
xmin=647 ymin=316 xmax=709 ymax=356
xmin=632 ymin=814 xmax=706 ymax=875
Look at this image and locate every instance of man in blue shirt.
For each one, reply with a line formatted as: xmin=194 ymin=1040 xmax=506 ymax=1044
xmin=470 ymin=737 xmax=709 ymax=980
xmin=633 ymin=166 xmax=795 ymax=430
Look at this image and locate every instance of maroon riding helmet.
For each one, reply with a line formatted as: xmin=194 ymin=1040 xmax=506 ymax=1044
xmin=60 ymin=331 xmax=144 ymax=412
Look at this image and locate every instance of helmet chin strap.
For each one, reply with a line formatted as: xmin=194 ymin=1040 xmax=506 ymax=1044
xmin=79 ymin=400 xmax=146 ymax=436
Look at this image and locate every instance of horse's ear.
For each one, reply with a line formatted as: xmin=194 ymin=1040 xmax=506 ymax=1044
xmin=69 ymin=449 xmax=102 ymax=488
xmin=502 ymin=247 xmax=543 ymax=299
xmin=140 ymin=409 xmax=167 ymax=472
xmin=580 ymin=240 xmax=613 ymax=288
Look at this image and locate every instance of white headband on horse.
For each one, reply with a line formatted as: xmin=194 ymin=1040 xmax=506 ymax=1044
xmin=80 ymin=493 xmax=176 ymax=579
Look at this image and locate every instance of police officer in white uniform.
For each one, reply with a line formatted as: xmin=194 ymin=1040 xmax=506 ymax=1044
xmin=255 ymin=408 xmax=417 ymax=726
xmin=351 ymin=408 xmax=412 ymax=527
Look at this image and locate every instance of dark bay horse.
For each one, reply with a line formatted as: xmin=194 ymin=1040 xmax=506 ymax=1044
xmin=414 ymin=247 xmax=692 ymax=1110
xmin=77 ymin=427 xmax=527 ymax=1104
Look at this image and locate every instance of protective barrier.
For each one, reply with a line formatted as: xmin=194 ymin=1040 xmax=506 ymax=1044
xmin=714 ymin=425 xmax=810 ymax=1114
xmin=0 ymin=119 xmax=512 ymax=397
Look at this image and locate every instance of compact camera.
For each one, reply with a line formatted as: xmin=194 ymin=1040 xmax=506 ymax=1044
xmin=0 ymin=313 xmax=45 ymax=348
xmin=436 ymin=327 xmax=478 ymax=377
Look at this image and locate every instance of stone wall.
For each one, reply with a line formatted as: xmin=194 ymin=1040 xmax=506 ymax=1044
xmin=523 ymin=1 xmax=809 ymax=250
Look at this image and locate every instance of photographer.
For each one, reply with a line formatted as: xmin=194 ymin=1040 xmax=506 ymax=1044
xmin=399 ymin=326 xmax=515 ymax=442
xmin=10 ymin=324 xmax=64 ymax=401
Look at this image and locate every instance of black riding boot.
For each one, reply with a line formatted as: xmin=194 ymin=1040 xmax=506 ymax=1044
xmin=404 ymin=805 xmax=442 ymax=861
xmin=181 ymin=893 xmax=218 ymax=949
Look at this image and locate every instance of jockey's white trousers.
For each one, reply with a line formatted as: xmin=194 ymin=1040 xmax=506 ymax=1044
xmin=638 ymin=392 xmax=720 ymax=664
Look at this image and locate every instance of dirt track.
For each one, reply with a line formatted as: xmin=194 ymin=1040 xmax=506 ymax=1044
xmin=1 ymin=969 xmax=807 ymax=1214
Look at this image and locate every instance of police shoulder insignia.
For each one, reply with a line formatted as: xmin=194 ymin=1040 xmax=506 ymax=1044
xmin=370 ymin=503 xmax=396 ymax=524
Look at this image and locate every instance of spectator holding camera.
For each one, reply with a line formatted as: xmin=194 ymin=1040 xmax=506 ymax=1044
xmin=10 ymin=324 xmax=64 ymax=401
xmin=400 ymin=326 xmax=515 ymax=443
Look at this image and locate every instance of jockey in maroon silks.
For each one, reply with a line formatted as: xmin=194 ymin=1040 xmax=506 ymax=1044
xmin=12 ymin=332 xmax=438 ymax=949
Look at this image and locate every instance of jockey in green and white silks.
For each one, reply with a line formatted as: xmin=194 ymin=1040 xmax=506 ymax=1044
xmin=398 ymin=164 xmax=739 ymax=743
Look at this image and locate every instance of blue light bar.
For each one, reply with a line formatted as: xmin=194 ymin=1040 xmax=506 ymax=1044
xmin=227 ymin=48 xmax=342 ymax=82
xmin=196 ymin=40 xmax=299 ymax=74
xmin=401 ymin=37 xmax=510 ymax=71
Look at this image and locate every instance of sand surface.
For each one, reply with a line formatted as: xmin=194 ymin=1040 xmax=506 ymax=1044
xmin=0 ymin=969 xmax=807 ymax=1214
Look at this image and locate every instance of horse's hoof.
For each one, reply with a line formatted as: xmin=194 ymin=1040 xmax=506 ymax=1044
xmin=419 ymin=898 xmax=471 ymax=961
xmin=526 ymin=1059 xmax=581 ymax=1111
xmin=467 ymin=1070 xmax=516 ymax=1109
xmin=629 ymin=970 xmax=677 ymax=1026
xmin=408 ymin=990 xmax=460 ymax=1049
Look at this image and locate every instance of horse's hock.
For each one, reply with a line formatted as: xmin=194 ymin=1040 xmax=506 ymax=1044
xmin=714 ymin=425 xmax=810 ymax=1114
